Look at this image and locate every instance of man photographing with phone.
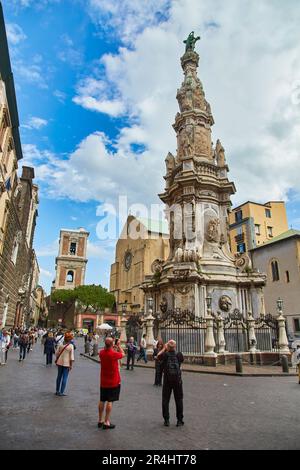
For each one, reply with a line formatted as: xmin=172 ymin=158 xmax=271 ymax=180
xmin=98 ymin=337 xmax=125 ymax=429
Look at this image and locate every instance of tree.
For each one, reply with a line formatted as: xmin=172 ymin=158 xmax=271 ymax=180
xmin=51 ymin=284 xmax=115 ymax=313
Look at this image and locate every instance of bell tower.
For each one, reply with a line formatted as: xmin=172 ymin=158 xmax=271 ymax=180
xmin=54 ymin=228 xmax=89 ymax=290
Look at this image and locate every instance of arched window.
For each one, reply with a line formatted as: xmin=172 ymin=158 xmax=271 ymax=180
xmin=271 ymin=260 xmax=280 ymax=282
xmin=66 ymin=270 xmax=74 ymax=283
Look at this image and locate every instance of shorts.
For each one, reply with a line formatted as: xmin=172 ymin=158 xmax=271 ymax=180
xmin=100 ymin=385 xmax=121 ymax=402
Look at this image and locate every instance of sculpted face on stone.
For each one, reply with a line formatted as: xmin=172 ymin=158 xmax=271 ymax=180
xmin=219 ymin=295 xmax=232 ymax=312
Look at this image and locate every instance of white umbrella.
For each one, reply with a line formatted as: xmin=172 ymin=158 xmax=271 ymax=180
xmin=97 ymin=323 xmax=113 ymax=330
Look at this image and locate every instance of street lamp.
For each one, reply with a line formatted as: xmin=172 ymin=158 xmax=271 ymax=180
xmin=277 ymin=298 xmax=283 ymax=313
xmin=122 ymin=302 xmax=127 ymax=316
xmin=206 ymin=296 xmax=212 ymax=314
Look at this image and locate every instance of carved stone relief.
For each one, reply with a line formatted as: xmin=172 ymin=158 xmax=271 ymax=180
xmin=219 ymin=295 xmax=232 ymax=312
xmin=205 ymin=218 xmax=220 ymax=243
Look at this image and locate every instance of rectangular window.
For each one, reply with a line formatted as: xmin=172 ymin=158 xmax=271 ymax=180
xmin=255 ymin=224 xmax=261 ymax=235
xmin=286 ymin=271 xmax=290 ymax=283
xmin=237 ymin=226 xmax=243 ymax=236
xmin=267 ymin=226 xmax=273 ymax=237
xmin=237 ymin=243 xmax=246 ymax=253
xmin=294 ymin=319 xmax=300 ymax=333
xmin=265 ymin=209 xmax=271 ymax=218
xmin=235 ymin=210 xmax=243 ymax=223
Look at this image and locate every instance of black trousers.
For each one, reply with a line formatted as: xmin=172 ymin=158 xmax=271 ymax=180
xmin=127 ymin=352 xmax=135 ymax=369
xmin=154 ymin=361 xmax=163 ymax=385
xmin=46 ymin=351 xmax=53 ymax=364
xmin=19 ymin=344 xmax=27 ymax=360
xmin=162 ymin=380 xmax=183 ymax=421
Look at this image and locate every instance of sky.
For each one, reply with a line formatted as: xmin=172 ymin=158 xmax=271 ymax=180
xmin=2 ymin=0 xmax=300 ymax=294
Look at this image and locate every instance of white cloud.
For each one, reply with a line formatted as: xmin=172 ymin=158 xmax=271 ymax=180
xmin=73 ymin=77 xmax=125 ymax=117
xmin=23 ymin=116 xmax=48 ymax=130
xmin=40 ymin=268 xmax=53 ymax=278
xmin=57 ymin=34 xmax=84 ymax=67
xmin=27 ymin=0 xmax=300 ymax=208
xmin=6 ymin=23 xmax=27 ymax=45
xmin=53 ymin=89 xmax=67 ymax=103
xmin=87 ymin=240 xmax=115 ymax=259
xmin=14 ymin=62 xmax=48 ymax=89
xmin=88 ymin=0 xmax=170 ymax=45
xmin=35 ymin=239 xmax=59 ymax=257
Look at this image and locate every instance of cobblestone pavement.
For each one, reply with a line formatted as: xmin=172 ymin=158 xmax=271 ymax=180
xmin=0 ymin=341 xmax=300 ymax=450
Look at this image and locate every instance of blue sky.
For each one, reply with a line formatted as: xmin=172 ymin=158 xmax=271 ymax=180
xmin=2 ymin=0 xmax=300 ymax=293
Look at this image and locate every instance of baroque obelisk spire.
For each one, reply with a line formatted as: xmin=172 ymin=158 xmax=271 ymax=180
xmin=142 ymin=34 xmax=265 ymax=319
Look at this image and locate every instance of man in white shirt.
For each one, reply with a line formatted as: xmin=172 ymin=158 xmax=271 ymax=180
xmin=137 ymin=334 xmax=148 ymax=363
xmin=0 ymin=330 xmax=10 ymax=365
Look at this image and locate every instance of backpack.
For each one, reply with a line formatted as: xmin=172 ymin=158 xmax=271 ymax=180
xmin=164 ymin=352 xmax=181 ymax=384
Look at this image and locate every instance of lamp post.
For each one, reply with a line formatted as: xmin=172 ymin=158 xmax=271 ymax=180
xmin=206 ymin=295 xmax=212 ymax=315
xmin=145 ymin=297 xmax=155 ymax=353
xmin=122 ymin=302 xmax=127 ymax=316
xmin=147 ymin=297 xmax=154 ymax=316
xmin=56 ymin=301 xmax=64 ymax=328
xmin=120 ymin=302 xmax=128 ymax=347
xmin=277 ymin=298 xmax=283 ymax=314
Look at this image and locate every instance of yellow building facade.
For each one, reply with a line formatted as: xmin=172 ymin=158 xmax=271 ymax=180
xmin=110 ymin=216 xmax=169 ymax=323
xmin=229 ymin=201 xmax=288 ymax=255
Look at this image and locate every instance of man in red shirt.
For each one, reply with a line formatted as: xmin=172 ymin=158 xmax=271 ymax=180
xmin=98 ymin=337 xmax=125 ymax=429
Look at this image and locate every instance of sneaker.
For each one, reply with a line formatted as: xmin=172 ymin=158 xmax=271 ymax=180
xmin=103 ymin=423 xmax=116 ymax=429
xmin=97 ymin=422 xmax=104 ymax=428
xmin=176 ymin=420 xmax=184 ymax=427
xmin=164 ymin=420 xmax=170 ymax=427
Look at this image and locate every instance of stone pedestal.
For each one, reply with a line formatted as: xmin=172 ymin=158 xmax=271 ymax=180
xmin=145 ymin=312 xmax=155 ymax=353
xmin=120 ymin=317 xmax=127 ymax=347
xmin=204 ymin=315 xmax=217 ymax=358
xmin=278 ymin=313 xmax=290 ymax=354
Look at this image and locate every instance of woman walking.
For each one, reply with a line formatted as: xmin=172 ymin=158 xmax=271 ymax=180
xmin=153 ymin=339 xmax=164 ymax=386
xmin=55 ymin=331 xmax=75 ymax=396
xmin=44 ymin=332 xmax=55 ymax=366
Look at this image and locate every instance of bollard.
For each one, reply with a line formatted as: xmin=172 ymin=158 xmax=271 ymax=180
xmin=84 ymin=342 xmax=90 ymax=354
xmin=235 ymin=354 xmax=243 ymax=374
xmin=281 ymin=355 xmax=289 ymax=373
xmin=92 ymin=343 xmax=98 ymax=357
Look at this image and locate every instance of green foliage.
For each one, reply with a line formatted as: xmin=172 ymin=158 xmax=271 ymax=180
xmin=51 ymin=289 xmax=77 ymax=304
xmin=51 ymin=284 xmax=115 ymax=311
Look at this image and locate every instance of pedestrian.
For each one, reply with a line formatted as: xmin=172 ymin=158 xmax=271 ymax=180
xmin=55 ymin=331 xmax=75 ymax=396
xmin=153 ymin=338 xmax=164 ymax=386
xmin=98 ymin=337 xmax=125 ymax=430
xmin=296 ymin=345 xmax=300 ymax=384
xmin=157 ymin=339 xmax=184 ymax=427
xmin=27 ymin=331 xmax=35 ymax=353
xmin=137 ymin=334 xmax=148 ymax=363
xmin=55 ymin=330 xmax=64 ymax=349
xmin=18 ymin=330 xmax=29 ymax=362
xmin=126 ymin=336 xmax=137 ymax=370
xmin=13 ymin=331 xmax=19 ymax=349
xmin=0 ymin=330 xmax=10 ymax=365
xmin=44 ymin=332 xmax=56 ymax=366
